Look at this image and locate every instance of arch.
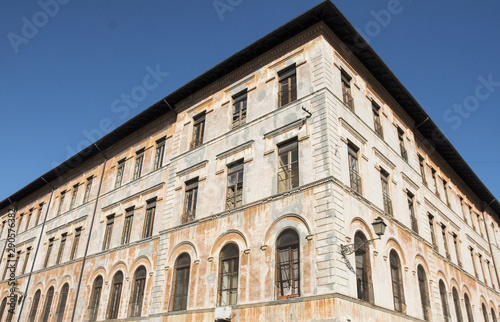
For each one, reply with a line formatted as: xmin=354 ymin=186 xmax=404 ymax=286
xmin=354 ymin=230 xmax=374 ymax=303
xmin=44 ymin=277 xmax=58 ymax=293
xmin=108 ymin=261 xmax=128 ymax=280
xmin=482 ymin=302 xmax=490 ymax=322
xmin=436 ymin=271 xmax=449 ymax=289
xmin=167 ymin=241 xmax=199 ymax=267
xmin=462 ymin=284 xmax=473 ymax=299
xmin=417 ymin=264 xmax=431 ymax=321
xmin=452 ymin=286 xmax=464 ymax=322
xmin=449 ymin=277 xmax=461 ymax=294
xmin=129 ymin=265 xmax=147 ymax=317
xmin=263 ymin=214 xmax=311 ymax=246
xmin=210 ymin=229 xmax=248 ymax=257
xmin=386 ymin=238 xmax=407 ymax=267
xmin=439 ymin=279 xmax=451 ymax=321
xmin=275 ymin=229 xmax=300 ymax=299
xmin=491 ymin=307 xmax=498 ymax=322
xmin=414 ymin=254 xmax=431 ymax=276
xmin=107 ymin=270 xmax=124 ymax=319
xmin=41 ymin=286 xmax=55 ymax=322
xmin=88 ymin=275 xmax=104 ymax=321
xmin=464 ymin=292 xmax=474 ymax=322
xmin=217 ymin=243 xmax=240 ymax=306
xmin=389 ymin=249 xmax=405 ymax=313
xmin=349 ymin=217 xmax=377 ymax=245
xmin=57 ymin=274 xmax=73 ymax=291
xmin=28 ymin=289 xmax=42 ymax=322
xmin=129 ymin=255 xmax=152 ymax=274
xmin=88 ymin=266 xmax=107 ymax=287
xmin=55 ymin=283 xmax=70 ymax=322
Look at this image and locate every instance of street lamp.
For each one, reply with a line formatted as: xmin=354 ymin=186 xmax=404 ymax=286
xmin=340 ymin=216 xmax=387 ymax=256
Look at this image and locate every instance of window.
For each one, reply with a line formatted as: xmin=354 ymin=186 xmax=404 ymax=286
xmin=477 ymin=213 xmax=484 ymax=237
xmin=103 ymin=215 xmax=114 ymax=251
xmin=482 ymin=303 xmax=490 ymax=322
xmin=419 ymin=155 xmax=427 ymax=186
xmin=133 ymin=152 xmax=144 ymax=180
xmin=89 ymin=276 xmax=103 ymax=321
xmin=487 ymin=261 xmax=496 ymax=290
xmin=429 ymin=214 xmax=438 ymax=249
xmin=276 ymin=229 xmax=300 ymax=299
xmin=70 ymin=184 xmax=79 ymax=209
xmin=25 ymin=208 xmax=33 ymax=231
xmin=129 ymin=266 xmax=147 ymax=317
xmin=398 ymin=128 xmax=408 ymax=161
xmin=372 ymin=102 xmax=383 ymax=138
xmin=464 ymin=293 xmax=474 ymax=322
xmin=57 ymin=191 xmax=66 ymax=215
xmin=56 ymin=233 xmax=67 ymax=264
xmin=431 ymin=168 xmax=439 ymax=197
xmin=191 ymin=113 xmax=205 ymax=149
xmin=44 ymin=238 xmax=54 ymax=268
xmin=115 ymin=160 xmax=125 ymax=188
xmin=28 ymin=290 xmax=41 ymax=322
xmin=492 ymin=309 xmax=498 ymax=322
xmin=41 ymin=286 xmax=55 ymax=322
xmin=453 ymin=233 xmax=462 ymax=267
xmin=153 ymin=139 xmax=165 ymax=170
xmin=226 ymin=161 xmax=244 ymax=209
xmin=442 ymin=225 xmax=450 ymax=259
xmin=443 ymin=179 xmax=450 ymax=207
xmin=278 ymin=66 xmax=297 ymax=107
xmin=14 ymin=251 xmax=20 ymax=277
xmin=182 ymin=179 xmax=198 ymax=223
xmin=408 ymin=192 xmax=418 ymax=233
xmin=16 ymin=213 xmax=23 ymax=234
xmin=232 ymin=91 xmax=247 ymax=128
xmin=390 ymin=250 xmax=405 ymax=312
xmin=341 ymin=72 xmax=354 ymax=111
xmin=56 ymin=283 xmax=69 ymax=322
xmin=1 ymin=257 xmax=8 ymax=280
xmin=107 ymin=271 xmax=123 ymax=319
xmin=453 ymin=287 xmax=464 ymax=322
xmin=143 ymin=200 xmax=156 ymax=239
xmin=469 ymin=206 xmax=476 ymax=230
xmin=5 ymin=296 xmax=14 ymax=322
xmin=218 ymin=243 xmax=239 ymax=306
xmin=70 ymin=228 xmax=81 ymax=260
xmin=417 ymin=265 xmax=431 ymax=321
xmin=0 ymin=221 xmax=4 ymax=239
xmin=83 ymin=178 xmax=93 ymax=203
xmin=0 ymin=298 xmax=7 ymax=322
xmin=470 ymin=247 xmax=479 ymax=278
xmin=35 ymin=203 xmax=43 ymax=226
xmin=278 ymin=139 xmax=299 ymax=193
xmin=22 ymin=247 xmax=31 ymax=274
xmin=171 ymin=253 xmax=190 ymax=311
xmin=460 ymin=196 xmax=468 ymax=224
xmin=121 ymin=208 xmax=134 ymax=245
xmin=355 ymin=232 xmax=373 ymax=302
xmin=381 ymin=170 xmax=392 ymax=215
xmin=439 ymin=280 xmax=451 ymax=322
xmin=348 ymin=144 xmax=361 ymax=194
xmin=479 ymin=254 xmax=487 ymax=284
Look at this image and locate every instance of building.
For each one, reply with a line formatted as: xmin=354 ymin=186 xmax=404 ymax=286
xmin=1 ymin=1 xmax=500 ymax=321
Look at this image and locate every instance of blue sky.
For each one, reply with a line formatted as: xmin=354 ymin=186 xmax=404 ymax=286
xmin=1 ymin=0 xmax=499 ymax=203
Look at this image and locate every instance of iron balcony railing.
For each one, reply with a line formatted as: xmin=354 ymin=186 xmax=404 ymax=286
xmin=278 ymin=84 xmax=297 ymax=107
xmin=342 ymin=88 xmax=354 ymax=111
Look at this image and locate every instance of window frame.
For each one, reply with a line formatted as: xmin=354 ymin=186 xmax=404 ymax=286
xmin=380 ymin=169 xmax=392 ymax=215
xmin=56 ymin=233 xmax=67 ymax=265
xmin=171 ymin=253 xmax=191 ymax=311
xmin=143 ymin=200 xmax=156 ymax=239
xmin=276 ymin=229 xmax=300 ymax=299
xmin=70 ymin=228 xmax=81 ymax=260
xmin=372 ymin=102 xmax=383 ymax=138
xmin=107 ymin=271 xmax=124 ymax=320
xmin=133 ymin=152 xmax=144 ymax=180
xmin=69 ymin=184 xmax=79 ymax=210
xmin=121 ymin=208 xmax=134 ymax=245
xmin=354 ymin=231 xmax=373 ymax=303
xmin=348 ymin=143 xmax=361 ymax=194
xmin=28 ymin=289 xmax=41 ymax=322
xmin=153 ymin=139 xmax=165 ymax=170
xmin=277 ymin=139 xmax=299 ymax=193
xmin=417 ymin=265 xmax=431 ymax=321
xmin=390 ymin=250 xmax=405 ymax=313
xmin=232 ymin=91 xmax=248 ymax=128
xmin=439 ymin=280 xmax=451 ymax=322
xmin=102 ymin=215 xmax=115 ymax=251
xmin=278 ymin=66 xmax=297 ymax=107
xmin=341 ymin=71 xmax=354 ymax=111
xmin=191 ymin=113 xmax=206 ymax=149
xmin=129 ymin=266 xmax=147 ymax=317
xmin=44 ymin=237 xmax=55 ymax=268
xmin=217 ymin=243 xmax=240 ymax=306
xmin=182 ymin=179 xmax=198 ymax=224
xmin=83 ymin=177 xmax=93 ymax=203
xmin=89 ymin=276 xmax=103 ymax=321
xmin=115 ymin=160 xmax=125 ymax=189
xmin=226 ymin=161 xmax=244 ymax=210
xmin=55 ymin=283 xmax=69 ymax=322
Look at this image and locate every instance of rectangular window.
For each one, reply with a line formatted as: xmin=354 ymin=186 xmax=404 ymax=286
xmin=22 ymin=247 xmax=31 ymax=275
xmin=183 ymin=179 xmax=198 ymax=223
xmin=469 ymin=206 xmax=476 ymax=230
xmin=83 ymin=178 xmax=93 ymax=203
xmin=278 ymin=140 xmax=299 ymax=193
xmin=14 ymin=251 xmax=21 ymax=277
xmin=153 ymin=139 xmax=165 ymax=170
xmin=398 ymin=128 xmax=408 ymax=161
xmin=487 ymin=261 xmax=496 ymax=290
xmin=143 ymin=200 xmax=156 ymax=239
xmin=442 ymin=179 xmax=450 ymax=207
xmin=341 ymin=72 xmax=354 ymax=111
xmin=348 ymin=144 xmax=361 ymax=194
xmin=35 ymin=203 xmax=43 ymax=226
xmin=16 ymin=213 xmax=23 ymax=235
xmin=56 ymin=233 xmax=67 ymax=265
xmin=428 ymin=214 xmax=437 ymax=249
xmin=381 ymin=170 xmax=392 ymax=215
xmin=459 ymin=196 xmax=467 ymax=223
xmin=70 ymin=184 xmax=79 ymax=210
xmin=431 ymin=168 xmax=439 ymax=197
xmin=226 ymin=161 xmax=244 ymax=209
xmin=372 ymin=102 xmax=383 ymax=138
xmin=408 ymin=192 xmax=418 ymax=233
xmin=278 ymin=66 xmax=297 ymax=107
xmin=477 ymin=213 xmax=484 ymax=237
xmin=441 ymin=225 xmax=450 ymax=259
xmin=419 ymin=155 xmax=427 ymax=186
xmin=103 ymin=215 xmax=115 ymax=251
xmin=44 ymin=238 xmax=55 ymax=268
xmin=25 ymin=208 xmax=33 ymax=231
xmin=232 ymin=92 xmax=247 ymax=128
xmin=191 ymin=113 xmax=205 ymax=149
xmin=478 ymin=254 xmax=487 ymax=284
xmin=452 ymin=233 xmax=462 ymax=267
xmin=133 ymin=153 xmax=144 ymax=180
xmin=470 ymin=248 xmax=478 ymax=278
xmin=115 ymin=160 xmax=125 ymax=188
xmin=2 ymin=257 xmax=8 ymax=280
xmin=57 ymin=191 xmax=66 ymax=215
xmin=70 ymin=228 xmax=81 ymax=260
xmin=121 ymin=208 xmax=134 ymax=245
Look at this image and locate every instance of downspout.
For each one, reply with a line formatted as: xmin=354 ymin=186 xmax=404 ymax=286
xmin=17 ymin=180 xmax=54 ymax=322
xmin=71 ymin=144 xmax=107 ymax=322
xmin=482 ymin=198 xmax=500 ymax=290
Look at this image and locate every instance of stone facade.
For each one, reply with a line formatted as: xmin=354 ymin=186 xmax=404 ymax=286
xmin=1 ymin=2 xmax=499 ymax=321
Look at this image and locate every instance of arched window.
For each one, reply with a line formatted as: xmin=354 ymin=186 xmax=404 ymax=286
xmin=107 ymin=271 xmax=123 ymax=319
xmin=453 ymin=287 xmax=463 ymax=322
xmin=42 ymin=286 xmax=55 ymax=322
xmin=5 ymin=295 xmax=16 ymax=322
xmin=218 ymin=243 xmax=239 ymax=306
xmin=171 ymin=253 xmax=190 ymax=311
xmin=354 ymin=232 xmax=373 ymax=302
xmin=464 ymin=293 xmax=474 ymax=322
xmin=276 ymin=229 xmax=300 ymax=299
xmin=483 ymin=303 xmax=490 ymax=322
xmin=89 ymin=276 xmax=103 ymax=321
xmin=129 ymin=266 xmax=147 ymax=317
xmin=439 ymin=280 xmax=451 ymax=322
xmin=417 ymin=265 xmax=431 ymax=320
xmin=390 ymin=250 xmax=405 ymax=312
xmin=56 ymin=283 xmax=69 ymax=322
xmin=492 ymin=308 xmax=498 ymax=322
xmin=0 ymin=297 xmax=7 ymax=321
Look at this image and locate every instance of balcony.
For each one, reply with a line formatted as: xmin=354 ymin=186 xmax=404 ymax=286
xmin=342 ymin=88 xmax=354 ymax=112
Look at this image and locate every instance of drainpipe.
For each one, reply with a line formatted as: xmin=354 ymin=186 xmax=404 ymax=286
xmin=71 ymin=144 xmax=107 ymax=322
xmin=17 ymin=180 xmax=54 ymax=322
xmin=482 ymin=198 xmax=500 ymax=290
